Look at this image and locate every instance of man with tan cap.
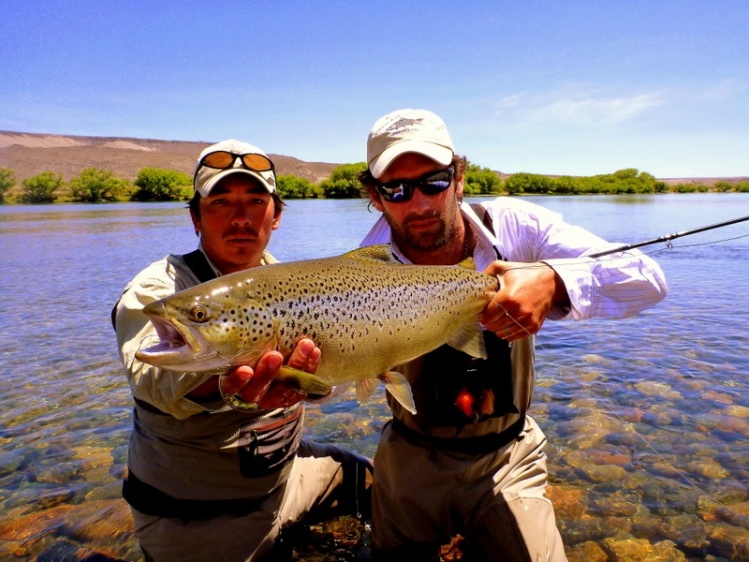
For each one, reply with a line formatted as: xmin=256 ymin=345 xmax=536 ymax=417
xmin=358 ymin=110 xmax=667 ymax=560
xmin=114 ymin=139 xmax=371 ymax=561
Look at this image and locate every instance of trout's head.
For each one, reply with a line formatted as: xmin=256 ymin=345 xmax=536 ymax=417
xmin=134 ymin=282 xmax=277 ymax=372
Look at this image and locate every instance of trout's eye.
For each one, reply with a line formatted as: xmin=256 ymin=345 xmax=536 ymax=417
xmin=189 ymin=305 xmax=209 ymax=323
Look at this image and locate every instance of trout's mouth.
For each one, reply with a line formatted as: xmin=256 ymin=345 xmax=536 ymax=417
xmin=143 ymin=316 xmax=190 ymax=354
xmin=134 ymin=302 xmax=211 ymax=370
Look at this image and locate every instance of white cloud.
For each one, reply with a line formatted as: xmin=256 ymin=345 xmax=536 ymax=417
xmin=696 ymin=79 xmax=747 ymax=101
xmin=494 ymin=89 xmax=666 ymax=126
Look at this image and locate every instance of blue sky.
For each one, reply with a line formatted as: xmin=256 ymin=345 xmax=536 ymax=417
xmin=2 ymin=1 xmax=747 ymax=178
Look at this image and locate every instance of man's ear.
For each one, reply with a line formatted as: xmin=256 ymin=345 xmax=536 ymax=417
xmin=455 ymin=176 xmax=465 ymax=197
xmin=190 ymin=209 xmax=202 ymax=236
xmin=370 ymin=192 xmax=385 ymax=212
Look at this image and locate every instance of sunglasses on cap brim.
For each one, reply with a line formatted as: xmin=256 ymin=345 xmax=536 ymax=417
xmin=374 ymin=167 xmax=454 ymax=203
xmin=197 ymin=151 xmax=275 ymax=173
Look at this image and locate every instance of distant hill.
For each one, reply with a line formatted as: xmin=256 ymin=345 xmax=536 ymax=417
xmin=1 ymin=130 xmax=745 ymax=188
xmin=0 ymin=131 xmax=340 ymax=184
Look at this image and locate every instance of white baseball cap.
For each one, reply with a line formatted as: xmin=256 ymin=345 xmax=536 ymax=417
xmin=193 ymin=139 xmax=277 ymax=197
xmin=366 ymin=109 xmax=454 ymax=179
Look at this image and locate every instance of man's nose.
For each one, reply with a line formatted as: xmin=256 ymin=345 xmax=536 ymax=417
xmin=409 ymin=185 xmax=434 ymax=209
xmin=230 ymin=204 xmax=252 ymax=224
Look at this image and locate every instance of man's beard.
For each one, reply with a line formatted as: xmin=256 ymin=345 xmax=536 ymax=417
xmin=386 ymin=208 xmax=455 ymax=254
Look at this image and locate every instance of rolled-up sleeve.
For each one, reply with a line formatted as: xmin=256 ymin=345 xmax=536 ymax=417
xmin=485 ymin=199 xmax=668 ymax=321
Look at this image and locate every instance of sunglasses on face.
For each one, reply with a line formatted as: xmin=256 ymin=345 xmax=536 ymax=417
xmin=197 ymin=151 xmax=274 ymax=173
xmin=374 ymin=167 xmax=455 ymax=203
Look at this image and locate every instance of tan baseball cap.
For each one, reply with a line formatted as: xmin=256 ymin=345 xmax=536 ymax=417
xmin=193 ymin=139 xmax=277 ymax=197
xmin=366 ymin=109 xmax=455 ymax=179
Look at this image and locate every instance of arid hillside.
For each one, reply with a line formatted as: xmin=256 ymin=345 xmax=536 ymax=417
xmin=0 ymin=131 xmax=340 ymax=184
xmin=1 ymin=130 xmax=745 ymax=188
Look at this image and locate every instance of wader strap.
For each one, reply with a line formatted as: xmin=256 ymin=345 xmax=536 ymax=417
xmin=182 ymin=249 xmax=218 ymax=283
xmin=469 ymin=202 xmax=494 ymax=232
xmin=111 ymin=250 xmax=216 ymax=331
xmin=390 ymin=414 xmax=526 ymax=455
xmin=123 ymin=471 xmax=265 ymax=520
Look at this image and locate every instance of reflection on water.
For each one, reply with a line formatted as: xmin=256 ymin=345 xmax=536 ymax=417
xmin=1 ymin=194 xmax=748 ymax=560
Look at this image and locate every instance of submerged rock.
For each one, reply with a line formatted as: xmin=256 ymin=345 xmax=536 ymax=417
xmin=631 ymin=513 xmax=709 ymax=551
xmin=565 ymin=540 xmax=608 ymax=562
xmin=601 ymin=536 xmax=687 ymax=561
xmin=708 ymin=522 xmax=749 ymax=561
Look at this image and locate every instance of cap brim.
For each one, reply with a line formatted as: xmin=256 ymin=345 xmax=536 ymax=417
xmin=196 ymin=168 xmax=275 ymax=197
xmin=369 ymin=140 xmax=453 ymax=179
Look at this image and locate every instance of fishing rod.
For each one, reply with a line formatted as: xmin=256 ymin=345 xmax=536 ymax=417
xmin=589 ymin=214 xmax=749 ymax=258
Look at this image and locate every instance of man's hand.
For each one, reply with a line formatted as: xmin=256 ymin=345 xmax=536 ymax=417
xmin=479 ymin=261 xmax=569 ymax=342
xmin=220 ymin=338 xmax=322 ymax=409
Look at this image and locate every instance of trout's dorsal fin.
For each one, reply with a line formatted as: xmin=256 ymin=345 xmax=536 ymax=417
xmin=446 ymin=322 xmax=487 ymax=359
xmin=456 ymin=256 xmax=477 ymax=270
xmin=344 ymin=245 xmax=400 ymax=264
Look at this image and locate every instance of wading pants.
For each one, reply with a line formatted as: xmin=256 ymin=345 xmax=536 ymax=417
xmin=130 ymin=441 xmax=367 ymax=562
xmin=372 ymin=415 xmax=568 ymax=562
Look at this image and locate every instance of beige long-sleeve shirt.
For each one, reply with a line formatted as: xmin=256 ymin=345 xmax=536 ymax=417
xmin=115 ymin=248 xmax=278 ymax=420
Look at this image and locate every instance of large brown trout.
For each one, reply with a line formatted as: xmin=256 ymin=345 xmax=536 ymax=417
xmin=135 ymin=245 xmax=498 ymax=414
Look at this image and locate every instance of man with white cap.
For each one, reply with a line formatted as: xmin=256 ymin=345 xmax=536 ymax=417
xmin=358 ymin=110 xmax=667 ymax=560
xmin=115 ymin=139 xmax=371 ymax=561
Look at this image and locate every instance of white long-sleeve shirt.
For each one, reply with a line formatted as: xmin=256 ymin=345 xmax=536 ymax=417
xmin=360 ymin=197 xmax=668 ymax=437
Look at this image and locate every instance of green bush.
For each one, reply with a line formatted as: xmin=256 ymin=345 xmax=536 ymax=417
xmin=0 ymin=167 xmax=16 ymax=203
xmin=502 ymin=168 xmax=667 ymax=195
xmin=464 ymin=163 xmax=502 ymax=195
xmin=70 ymin=167 xmax=131 ymax=202
xmin=20 ymin=172 xmax=63 ymax=203
xmin=277 ymin=174 xmax=322 ymax=199
xmin=131 ymin=167 xmax=192 ymax=201
xmin=320 ymin=163 xmax=367 ymax=198
xmin=551 ymin=176 xmax=580 ymax=194
xmin=505 ymin=173 xmax=555 ymax=195
xmin=714 ymin=181 xmax=733 ymax=192
xmin=675 ymin=183 xmax=699 ymax=193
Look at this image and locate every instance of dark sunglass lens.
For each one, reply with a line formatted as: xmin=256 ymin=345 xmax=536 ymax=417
xmin=420 ymin=179 xmax=451 ymax=194
xmin=202 ymin=151 xmax=236 ymax=168
xmin=379 ymin=182 xmax=411 ymax=202
xmin=418 ymin=170 xmax=453 ymax=195
xmin=241 ymin=154 xmax=273 ymax=171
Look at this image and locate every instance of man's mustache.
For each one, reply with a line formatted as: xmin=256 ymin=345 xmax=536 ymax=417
xmin=403 ymin=210 xmax=442 ymax=226
xmin=224 ymin=227 xmax=259 ymax=238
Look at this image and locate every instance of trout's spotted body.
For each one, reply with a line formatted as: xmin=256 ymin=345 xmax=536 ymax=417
xmin=136 ymin=245 xmax=498 ymax=414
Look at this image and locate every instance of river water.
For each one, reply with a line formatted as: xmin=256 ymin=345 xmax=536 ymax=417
xmin=1 ymin=194 xmax=748 ymax=561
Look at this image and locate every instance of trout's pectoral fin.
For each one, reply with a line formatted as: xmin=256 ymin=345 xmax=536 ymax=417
xmin=447 ymin=322 xmax=487 ymax=359
xmin=276 ymin=366 xmax=332 ymax=398
xmin=378 ymin=371 xmax=417 ymax=415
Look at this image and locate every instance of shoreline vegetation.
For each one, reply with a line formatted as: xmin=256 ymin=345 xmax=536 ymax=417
xmin=2 ymin=163 xmax=748 ymax=205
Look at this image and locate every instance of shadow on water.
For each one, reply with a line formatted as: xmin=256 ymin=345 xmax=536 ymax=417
xmin=1 ymin=194 xmax=748 ymax=561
